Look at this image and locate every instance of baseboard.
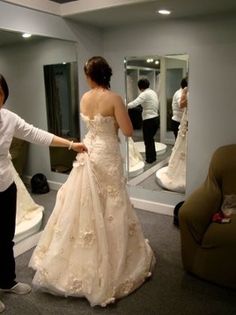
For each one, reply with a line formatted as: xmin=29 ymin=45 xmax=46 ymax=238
xmin=23 ymin=176 xmax=63 ymax=190
xmin=14 ymin=231 xmax=42 ymax=258
xmin=23 ymin=177 xmax=174 ymax=216
xmin=130 ymin=197 xmax=174 ymax=216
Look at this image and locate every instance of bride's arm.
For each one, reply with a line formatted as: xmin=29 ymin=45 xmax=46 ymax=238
xmin=114 ymin=94 xmax=133 ymax=137
xmin=50 ymin=136 xmax=87 ymax=153
xmin=180 ymin=87 xmax=188 ymax=108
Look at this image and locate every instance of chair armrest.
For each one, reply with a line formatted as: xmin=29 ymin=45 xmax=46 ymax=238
xmin=179 ymin=180 xmax=221 ymax=244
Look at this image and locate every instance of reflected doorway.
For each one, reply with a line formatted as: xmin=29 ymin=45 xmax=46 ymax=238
xmin=44 ymin=61 xmax=80 ymax=173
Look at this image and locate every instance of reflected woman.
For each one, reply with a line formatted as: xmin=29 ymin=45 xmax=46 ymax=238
xmin=156 ymin=86 xmax=188 ymax=193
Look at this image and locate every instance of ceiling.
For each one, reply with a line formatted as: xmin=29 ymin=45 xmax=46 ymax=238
xmin=1 ymin=0 xmax=236 ymax=46
xmin=50 ymin=0 xmax=75 ymax=3
xmin=57 ymin=0 xmax=236 ymax=29
xmin=0 ymin=30 xmax=50 ymax=48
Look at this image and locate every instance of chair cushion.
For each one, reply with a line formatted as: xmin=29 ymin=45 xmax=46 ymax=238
xmin=202 ymin=215 xmax=236 ymax=248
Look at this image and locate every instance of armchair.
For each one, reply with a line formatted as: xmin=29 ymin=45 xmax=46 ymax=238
xmin=179 ymin=144 xmax=236 ymax=289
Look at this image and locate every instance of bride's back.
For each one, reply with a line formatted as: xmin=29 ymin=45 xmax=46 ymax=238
xmin=80 ymin=88 xmax=117 ymax=119
xmin=81 ymin=56 xmax=133 ymax=137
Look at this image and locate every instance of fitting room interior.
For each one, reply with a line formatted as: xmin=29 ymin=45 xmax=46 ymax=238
xmin=1 ymin=0 xmax=236 ymax=314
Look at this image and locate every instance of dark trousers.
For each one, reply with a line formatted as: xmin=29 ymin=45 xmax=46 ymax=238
xmin=0 ymin=182 xmax=17 ymax=288
xmin=171 ymin=119 xmax=180 ymax=139
xmin=142 ymin=116 xmax=159 ymax=163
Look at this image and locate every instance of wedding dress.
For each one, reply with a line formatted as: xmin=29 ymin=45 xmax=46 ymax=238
xmin=156 ymin=108 xmax=188 ymax=193
xmin=11 ymin=162 xmax=44 ymax=226
xmin=9 ymin=161 xmax=44 ymax=242
xmin=128 ymin=137 xmax=144 ymax=176
xmin=29 ymin=113 xmax=155 ymax=307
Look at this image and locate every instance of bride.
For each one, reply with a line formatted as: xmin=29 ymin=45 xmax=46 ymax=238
xmin=29 ymin=56 xmax=155 ymax=307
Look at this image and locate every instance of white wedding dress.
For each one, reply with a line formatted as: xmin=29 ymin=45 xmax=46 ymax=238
xmin=156 ymin=108 xmax=188 ymax=193
xmin=29 ymin=113 xmax=155 ymax=307
xmin=9 ymin=161 xmax=44 ymax=242
xmin=128 ymin=137 xmax=145 ymax=176
xmin=11 ymin=163 xmax=44 ymax=226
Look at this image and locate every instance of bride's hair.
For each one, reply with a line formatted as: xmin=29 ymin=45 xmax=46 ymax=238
xmin=84 ymin=56 xmax=112 ymax=89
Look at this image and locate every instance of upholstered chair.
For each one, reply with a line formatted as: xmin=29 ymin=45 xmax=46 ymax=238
xmin=179 ymin=144 xmax=236 ymax=289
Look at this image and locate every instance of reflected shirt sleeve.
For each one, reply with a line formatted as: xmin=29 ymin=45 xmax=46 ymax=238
xmin=127 ymin=92 xmax=145 ymax=108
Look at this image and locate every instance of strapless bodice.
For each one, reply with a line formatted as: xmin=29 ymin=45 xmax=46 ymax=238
xmin=81 ymin=113 xmax=118 ymax=137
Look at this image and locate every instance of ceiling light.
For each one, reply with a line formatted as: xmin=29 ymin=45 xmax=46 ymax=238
xmin=146 ymin=58 xmax=154 ymax=63
xmin=155 ymin=60 xmax=159 ymax=64
xmin=157 ymin=9 xmax=171 ymax=15
xmin=22 ymin=33 xmax=32 ymax=38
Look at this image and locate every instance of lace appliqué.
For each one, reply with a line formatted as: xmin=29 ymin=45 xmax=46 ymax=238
xmin=107 ymin=215 xmax=114 ymax=222
xmin=73 ymin=154 xmax=86 ymax=167
xmin=67 ymin=276 xmax=83 ymax=295
xmin=128 ymin=221 xmax=137 ymax=236
xmin=78 ymin=230 xmax=96 ymax=248
xmin=106 ymin=185 xmax=119 ymax=198
xmin=118 ymin=279 xmax=134 ymax=295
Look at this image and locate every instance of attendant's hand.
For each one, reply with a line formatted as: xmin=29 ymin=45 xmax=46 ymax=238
xmin=72 ymin=142 xmax=88 ymax=153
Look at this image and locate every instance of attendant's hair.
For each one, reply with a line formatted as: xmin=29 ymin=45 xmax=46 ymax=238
xmin=180 ymin=78 xmax=188 ymax=89
xmin=0 ymin=74 xmax=9 ymax=104
xmin=138 ymin=78 xmax=150 ymax=90
xmin=84 ymin=56 xmax=112 ymax=89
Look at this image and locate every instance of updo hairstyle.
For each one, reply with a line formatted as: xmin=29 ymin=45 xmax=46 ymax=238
xmin=84 ymin=56 xmax=112 ymax=89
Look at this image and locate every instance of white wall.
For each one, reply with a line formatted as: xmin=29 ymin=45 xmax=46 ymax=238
xmin=0 ymin=38 xmax=78 ymax=183
xmin=103 ymin=14 xmax=236 ymax=197
xmin=1 ymin=0 xmax=236 ymax=205
xmin=0 ymin=1 xmax=75 ymax=41
xmin=0 ymin=2 xmax=103 ymax=185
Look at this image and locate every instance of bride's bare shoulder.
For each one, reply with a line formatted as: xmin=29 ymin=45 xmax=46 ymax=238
xmin=107 ymin=90 xmax=123 ymax=102
xmin=80 ymin=91 xmax=91 ymax=112
xmin=81 ymin=90 xmax=91 ymax=100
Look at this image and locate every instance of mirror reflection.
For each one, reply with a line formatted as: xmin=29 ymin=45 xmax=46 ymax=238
xmin=0 ymin=28 xmax=78 ymax=244
xmin=44 ymin=62 xmax=80 ymax=173
xmin=125 ymin=54 xmax=189 ymax=194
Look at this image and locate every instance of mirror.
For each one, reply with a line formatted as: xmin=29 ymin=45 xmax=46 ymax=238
xmin=44 ymin=61 xmax=80 ymax=173
xmin=124 ymin=54 xmax=189 ymax=195
xmin=0 ymin=28 xmax=79 ymax=243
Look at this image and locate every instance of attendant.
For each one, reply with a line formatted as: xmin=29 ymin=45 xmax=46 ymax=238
xmin=0 ymin=74 xmax=87 ymax=313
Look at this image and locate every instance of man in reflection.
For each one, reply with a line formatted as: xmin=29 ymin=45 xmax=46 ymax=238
xmin=171 ymin=77 xmax=188 ymax=139
xmin=127 ymin=78 xmax=159 ymax=164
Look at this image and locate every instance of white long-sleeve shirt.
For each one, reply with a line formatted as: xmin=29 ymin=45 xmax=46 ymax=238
xmin=171 ymin=88 xmax=184 ymax=122
xmin=127 ymin=88 xmax=159 ymax=121
xmin=0 ymin=108 xmax=54 ymax=192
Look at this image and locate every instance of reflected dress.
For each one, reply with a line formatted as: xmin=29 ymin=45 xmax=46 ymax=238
xmin=10 ymin=162 xmax=44 ymax=227
xmin=156 ymin=108 xmax=188 ymax=193
xmin=29 ymin=113 xmax=155 ymax=307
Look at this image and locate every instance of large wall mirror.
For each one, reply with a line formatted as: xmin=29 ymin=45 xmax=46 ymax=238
xmin=125 ymin=54 xmax=189 ymax=196
xmin=44 ymin=61 xmax=79 ymax=174
xmin=0 ymin=28 xmax=79 ymax=244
